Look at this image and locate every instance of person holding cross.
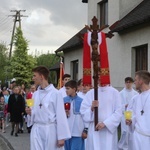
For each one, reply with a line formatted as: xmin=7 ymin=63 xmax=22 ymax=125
xmin=80 ymin=17 xmax=122 ymax=150
xmin=30 ymin=66 xmax=71 ymax=150
xmin=80 ymin=84 xmax=122 ymax=150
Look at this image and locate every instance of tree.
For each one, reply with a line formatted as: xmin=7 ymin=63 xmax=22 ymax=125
xmin=36 ymin=53 xmax=60 ymax=86
xmin=10 ymin=27 xmax=36 ymax=86
xmin=0 ymin=42 xmax=9 ymax=86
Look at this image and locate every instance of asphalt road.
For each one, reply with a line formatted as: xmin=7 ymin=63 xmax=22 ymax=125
xmin=0 ymin=124 xmax=30 ymax=150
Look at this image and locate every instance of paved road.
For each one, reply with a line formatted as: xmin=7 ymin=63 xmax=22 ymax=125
xmin=0 ymin=124 xmax=30 ymax=150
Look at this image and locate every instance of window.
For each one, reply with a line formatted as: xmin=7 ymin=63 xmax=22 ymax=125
xmin=135 ymin=44 xmax=148 ymax=71
xmin=71 ymin=60 xmax=78 ymax=81
xmin=99 ymin=0 xmax=108 ymax=27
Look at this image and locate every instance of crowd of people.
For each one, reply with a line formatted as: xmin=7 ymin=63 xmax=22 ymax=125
xmin=0 ymin=66 xmax=149 ymax=150
xmin=0 ymin=79 xmax=36 ymax=136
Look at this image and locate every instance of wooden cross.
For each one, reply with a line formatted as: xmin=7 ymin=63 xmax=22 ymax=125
xmin=90 ymin=16 xmax=99 ymax=130
xmin=85 ymin=16 xmax=113 ymax=130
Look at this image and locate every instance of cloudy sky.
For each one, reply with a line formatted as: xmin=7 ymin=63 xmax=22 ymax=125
xmin=0 ymin=0 xmax=87 ymax=55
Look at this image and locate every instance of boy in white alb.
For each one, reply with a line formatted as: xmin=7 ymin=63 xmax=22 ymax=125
xmin=31 ymin=66 xmax=71 ymax=150
xmin=64 ymin=80 xmax=85 ymax=150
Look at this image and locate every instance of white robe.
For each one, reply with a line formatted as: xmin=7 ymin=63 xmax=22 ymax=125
xmin=59 ymin=86 xmax=67 ymax=98
xmin=119 ymin=88 xmax=138 ymax=150
xmin=129 ymin=89 xmax=150 ymax=150
xmin=120 ymin=88 xmax=138 ymax=111
xmin=77 ymin=92 xmax=86 ymax=99
xmin=80 ymin=86 xmax=122 ymax=150
xmin=77 ymin=92 xmax=89 ymax=149
xmin=30 ymin=84 xmax=71 ymax=150
xmin=27 ymin=114 xmax=32 ymax=127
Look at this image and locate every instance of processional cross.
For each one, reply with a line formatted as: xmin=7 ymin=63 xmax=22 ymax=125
xmin=85 ymin=16 xmax=113 ymax=130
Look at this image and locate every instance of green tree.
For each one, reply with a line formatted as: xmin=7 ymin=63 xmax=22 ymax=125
xmin=36 ymin=53 xmax=60 ymax=86
xmin=10 ymin=27 xmax=37 ymax=86
xmin=0 ymin=42 xmax=9 ymax=86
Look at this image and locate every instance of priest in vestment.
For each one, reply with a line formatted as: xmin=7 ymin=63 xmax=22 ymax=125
xmin=126 ymin=70 xmax=150 ymax=150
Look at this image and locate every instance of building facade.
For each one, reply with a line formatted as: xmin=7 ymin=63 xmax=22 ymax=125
xmin=55 ymin=0 xmax=150 ymax=90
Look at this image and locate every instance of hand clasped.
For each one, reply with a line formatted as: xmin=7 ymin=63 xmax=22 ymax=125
xmin=96 ymin=122 xmax=105 ymax=130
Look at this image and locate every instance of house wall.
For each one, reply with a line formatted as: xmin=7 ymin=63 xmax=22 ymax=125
xmin=64 ymin=48 xmax=83 ymax=80
xmin=119 ymin=0 xmax=142 ymax=18
xmin=107 ymin=26 xmax=150 ymax=90
xmin=86 ymin=0 xmax=149 ymax=90
xmin=64 ymin=0 xmax=149 ymax=90
xmin=88 ymin=0 xmax=120 ymax=27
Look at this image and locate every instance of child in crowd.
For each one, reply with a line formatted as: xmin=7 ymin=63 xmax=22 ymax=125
xmin=26 ymin=85 xmax=36 ymax=99
xmin=64 ymin=80 xmax=86 ymax=150
xmin=0 ymin=96 xmax=6 ymax=133
xmin=3 ymin=89 xmax=10 ymax=127
xmin=25 ymin=106 xmax=32 ymax=133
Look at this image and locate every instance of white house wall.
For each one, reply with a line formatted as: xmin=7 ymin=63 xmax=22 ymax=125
xmin=88 ymin=0 xmax=120 ymax=26
xmin=64 ymin=0 xmax=149 ymax=90
xmin=64 ymin=48 xmax=83 ymax=80
xmin=87 ymin=0 xmax=149 ymax=89
xmin=119 ymin=0 xmax=142 ymax=18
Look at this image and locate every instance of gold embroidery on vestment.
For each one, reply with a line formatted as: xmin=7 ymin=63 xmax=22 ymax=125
xmin=100 ymin=68 xmax=109 ymax=76
xmin=83 ymin=68 xmax=91 ymax=76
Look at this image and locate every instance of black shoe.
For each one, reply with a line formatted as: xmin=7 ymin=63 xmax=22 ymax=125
xmin=20 ymin=129 xmax=23 ymax=133
xmin=28 ymin=129 xmax=31 ymax=133
xmin=15 ymin=133 xmax=18 ymax=137
xmin=11 ymin=131 xmax=14 ymax=136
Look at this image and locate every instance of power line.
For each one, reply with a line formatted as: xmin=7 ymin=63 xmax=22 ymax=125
xmin=9 ymin=10 xmax=28 ymax=58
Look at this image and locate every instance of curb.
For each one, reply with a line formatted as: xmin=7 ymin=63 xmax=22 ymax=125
xmin=0 ymin=134 xmax=14 ymax=150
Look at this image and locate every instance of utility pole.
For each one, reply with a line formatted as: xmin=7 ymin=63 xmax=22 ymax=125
xmin=9 ymin=10 xmax=27 ymax=58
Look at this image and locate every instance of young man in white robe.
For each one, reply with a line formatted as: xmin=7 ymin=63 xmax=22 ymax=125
xmin=126 ymin=70 xmax=150 ymax=150
xmin=30 ymin=66 xmax=71 ymax=150
xmin=80 ymin=85 xmax=122 ymax=150
xmin=59 ymin=74 xmax=71 ymax=98
xmin=118 ymin=77 xmax=138 ymax=150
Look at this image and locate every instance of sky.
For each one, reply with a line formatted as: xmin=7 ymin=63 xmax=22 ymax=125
xmin=0 ymin=0 xmax=87 ymax=56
